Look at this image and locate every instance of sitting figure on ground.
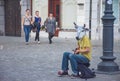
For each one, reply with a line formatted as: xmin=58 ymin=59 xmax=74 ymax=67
xmin=58 ymin=23 xmax=91 ymax=77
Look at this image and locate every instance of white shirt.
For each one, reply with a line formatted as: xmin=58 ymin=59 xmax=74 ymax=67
xmin=23 ymin=16 xmax=32 ymax=25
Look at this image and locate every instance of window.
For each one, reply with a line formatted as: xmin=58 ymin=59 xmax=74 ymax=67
xmin=78 ymin=3 xmax=84 ymax=10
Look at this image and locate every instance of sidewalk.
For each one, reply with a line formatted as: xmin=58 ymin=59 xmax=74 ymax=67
xmin=0 ymin=36 xmax=120 ymax=81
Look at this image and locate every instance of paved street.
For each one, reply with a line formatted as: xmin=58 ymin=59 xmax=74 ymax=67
xmin=0 ymin=36 xmax=120 ymax=81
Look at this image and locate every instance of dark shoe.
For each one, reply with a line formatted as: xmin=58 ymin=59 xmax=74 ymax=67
xmin=58 ymin=71 xmax=68 ymax=76
xmin=49 ymin=40 xmax=52 ymax=44
xmin=25 ymin=42 xmax=29 ymax=45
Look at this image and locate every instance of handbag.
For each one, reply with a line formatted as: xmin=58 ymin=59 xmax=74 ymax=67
xmin=54 ymin=28 xmax=59 ymax=37
xmin=27 ymin=19 xmax=37 ymax=32
xmin=25 ymin=17 xmax=37 ymax=32
xmin=32 ymin=27 xmax=37 ymax=32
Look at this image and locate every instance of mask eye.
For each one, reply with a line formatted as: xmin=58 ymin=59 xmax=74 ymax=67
xmin=76 ymin=37 xmax=79 ymax=40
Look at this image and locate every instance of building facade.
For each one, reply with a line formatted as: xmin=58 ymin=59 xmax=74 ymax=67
xmin=0 ymin=0 xmax=120 ymax=40
xmin=32 ymin=0 xmax=82 ymax=29
xmin=84 ymin=0 xmax=120 ymax=40
xmin=32 ymin=0 xmax=120 ymax=40
xmin=0 ymin=0 xmax=5 ymax=36
xmin=0 ymin=0 xmax=32 ymax=36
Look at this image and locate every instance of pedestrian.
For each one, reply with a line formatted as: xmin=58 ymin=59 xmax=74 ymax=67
xmin=22 ymin=9 xmax=32 ymax=45
xmin=45 ymin=12 xmax=56 ymax=44
xmin=58 ymin=24 xmax=92 ymax=77
xmin=33 ymin=11 xmax=41 ymax=44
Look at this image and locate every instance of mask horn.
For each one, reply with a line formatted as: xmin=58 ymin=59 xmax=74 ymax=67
xmin=73 ymin=22 xmax=76 ymax=26
xmin=73 ymin=22 xmax=78 ymax=29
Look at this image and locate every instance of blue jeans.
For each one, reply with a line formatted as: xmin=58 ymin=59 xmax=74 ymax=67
xmin=24 ymin=25 xmax=31 ymax=42
xmin=62 ymin=52 xmax=89 ymax=74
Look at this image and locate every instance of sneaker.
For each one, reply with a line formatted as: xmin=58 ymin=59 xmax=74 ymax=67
xmin=38 ymin=41 xmax=40 ymax=44
xmin=58 ymin=70 xmax=68 ymax=76
xmin=26 ymin=42 xmax=29 ymax=45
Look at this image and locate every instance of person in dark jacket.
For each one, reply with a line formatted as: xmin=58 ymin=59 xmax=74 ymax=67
xmin=45 ymin=13 xmax=56 ymax=44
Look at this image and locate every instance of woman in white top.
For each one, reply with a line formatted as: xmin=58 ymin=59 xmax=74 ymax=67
xmin=22 ymin=9 xmax=32 ymax=45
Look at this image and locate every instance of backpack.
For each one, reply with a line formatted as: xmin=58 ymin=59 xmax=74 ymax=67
xmin=78 ymin=63 xmax=96 ymax=79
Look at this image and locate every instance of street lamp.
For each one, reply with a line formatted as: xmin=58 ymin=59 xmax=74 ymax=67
xmin=97 ymin=0 xmax=119 ymax=72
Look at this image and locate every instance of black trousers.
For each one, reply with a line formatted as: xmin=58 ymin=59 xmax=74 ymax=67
xmin=48 ymin=32 xmax=54 ymax=43
xmin=35 ymin=32 xmax=40 ymax=41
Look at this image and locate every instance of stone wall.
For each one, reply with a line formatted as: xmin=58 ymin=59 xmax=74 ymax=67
xmin=32 ymin=0 xmax=48 ymax=23
xmin=61 ymin=0 xmax=77 ymax=29
xmin=20 ymin=0 xmax=31 ymax=16
xmin=84 ymin=0 xmax=99 ymax=40
xmin=0 ymin=0 xmax=4 ymax=36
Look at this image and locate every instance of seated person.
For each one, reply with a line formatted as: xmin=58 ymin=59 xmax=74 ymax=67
xmin=58 ymin=24 xmax=91 ymax=77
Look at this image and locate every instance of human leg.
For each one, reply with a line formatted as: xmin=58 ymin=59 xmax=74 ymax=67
xmin=58 ymin=52 xmax=72 ymax=75
xmin=48 ymin=33 xmax=52 ymax=44
xmin=24 ymin=26 xmax=30 ymax=42
xmin=69 ymin=54 xmax=89 ymax=76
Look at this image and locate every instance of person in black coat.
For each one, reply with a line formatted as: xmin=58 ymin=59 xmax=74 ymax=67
xmin=45 ymin=13 xmax=56 ymax=44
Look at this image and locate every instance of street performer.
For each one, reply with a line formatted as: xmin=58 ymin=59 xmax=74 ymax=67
xmin=58 ymin=23 xmax=92 ymax=77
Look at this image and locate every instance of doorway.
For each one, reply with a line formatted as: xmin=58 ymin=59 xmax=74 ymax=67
xmin=5 ymin=0 xmax=21 ymax=36
xmin=48 ymin=0 xmax=61 ymax=27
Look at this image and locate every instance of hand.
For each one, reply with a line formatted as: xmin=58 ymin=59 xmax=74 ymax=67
xmin=74 ymin=49 xmax=80 ymax=54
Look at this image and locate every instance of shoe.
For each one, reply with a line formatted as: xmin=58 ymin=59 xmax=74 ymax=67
xmin=38 ymin=41 xmax=40 ymax=44
xmin=26 ymin=42 xmax=29 ymax=45
xmin=58 ymin=70 xmax=68 ymax=76
xmin=49 ymin=40 xmax=53 ymax=44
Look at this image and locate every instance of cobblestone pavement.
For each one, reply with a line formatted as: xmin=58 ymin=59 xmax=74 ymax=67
xmin=0 ymin=36 xmax=120 ymax=81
